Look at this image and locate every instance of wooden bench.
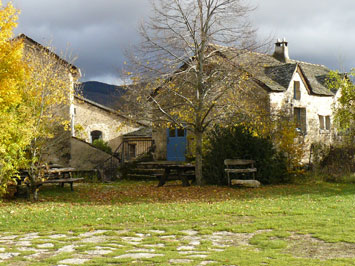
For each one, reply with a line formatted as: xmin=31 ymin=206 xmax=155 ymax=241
xmin=224 ymin=159 xmax=257 ymax=186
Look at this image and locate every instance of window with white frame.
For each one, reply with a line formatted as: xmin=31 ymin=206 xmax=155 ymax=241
xmin=318 ymin=115 xmax=331 ymax=131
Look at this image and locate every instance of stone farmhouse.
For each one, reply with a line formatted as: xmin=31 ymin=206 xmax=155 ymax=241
xmin=152 ymin=39 xmax=338 ymax=163
xmin=19 ymin=34 xmax=339 ymax=167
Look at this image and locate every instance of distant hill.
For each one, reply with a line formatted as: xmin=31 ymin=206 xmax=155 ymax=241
xmin=76 ymin=81 xmax=126 ymax=109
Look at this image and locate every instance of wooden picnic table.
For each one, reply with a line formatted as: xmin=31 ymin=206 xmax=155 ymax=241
xmin=18 ymin=168 xmax=91 ymax=191
xmin=139 ymin=161 xmax=195 ymax=187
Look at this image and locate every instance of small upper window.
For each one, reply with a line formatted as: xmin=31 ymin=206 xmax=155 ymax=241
xmin=91 ymin=130 xmax=102 ymax=143
xmin=319 ymin=115 xmax=331 ymax=131
xmin=294 ymin=81 xmax=301 ymax=100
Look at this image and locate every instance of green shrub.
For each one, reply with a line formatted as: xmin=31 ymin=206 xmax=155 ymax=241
xmin=320 ymin=145 xmax=355 ymax=182
xmin=203 ymin=125 xmax=289 ymax=185
xmin=92 ymin=139 xmax=112 ymax=154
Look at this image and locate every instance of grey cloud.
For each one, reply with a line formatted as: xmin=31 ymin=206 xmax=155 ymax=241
xmin=7 ymin=0 xmax=355 ymax=83
xmin=12 ymin=0 xmax=150 ymax=83
xmin=251 ymin=0 xmax=355 ymax=71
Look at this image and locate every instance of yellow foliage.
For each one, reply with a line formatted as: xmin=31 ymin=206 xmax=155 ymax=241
xmin=0 ymin=1 xmax=32 ymax=195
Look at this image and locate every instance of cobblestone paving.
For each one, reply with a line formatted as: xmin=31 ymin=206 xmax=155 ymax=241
xmin=0 ymin=229 xmax=354 ymax=265
xmin=0 ymin=229 xmax=254 ymax=265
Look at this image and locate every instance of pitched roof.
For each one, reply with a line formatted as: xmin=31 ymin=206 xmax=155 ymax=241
xmin=123 ymin=127 xmax=152 ymax=137
xmin=216 ymin=46 xmax=334 ymax=96
xmin=14 ymin=34 xmax=81 ymax=78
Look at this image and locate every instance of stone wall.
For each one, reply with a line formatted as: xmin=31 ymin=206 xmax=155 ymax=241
xmin=152 ymin=128 xmax=167 ymax=160
xmin=74 ymin=98 xmax=138 ymax=150
xmin=70 ymin=137 xmax=120 ymax=169
xmin=269 ymin=70 xmax=334 ymax=161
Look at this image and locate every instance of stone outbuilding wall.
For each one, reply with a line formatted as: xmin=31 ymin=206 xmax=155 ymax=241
xmin=73 ymin=96 xmax=139 ymax=150
xmin=69 ymin=137 xmax=120 ymax=169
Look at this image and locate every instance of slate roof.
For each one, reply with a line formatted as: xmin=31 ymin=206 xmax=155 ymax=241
xmin=123 ymin=127 xmax=152 ymax=137
xmin=216 ymin=46 xmax=334 ymax=96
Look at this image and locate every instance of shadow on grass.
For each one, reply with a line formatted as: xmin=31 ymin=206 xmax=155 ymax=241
xmin=6 ymin=179 xmax=353 ymax=205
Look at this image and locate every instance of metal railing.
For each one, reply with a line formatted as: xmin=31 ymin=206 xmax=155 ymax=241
xmin=96 ymin=139 xmax=154 ymax=181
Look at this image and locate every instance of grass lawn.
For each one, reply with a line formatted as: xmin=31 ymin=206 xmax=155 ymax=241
xmin=0 ymin=180 xmax=354 ymax=265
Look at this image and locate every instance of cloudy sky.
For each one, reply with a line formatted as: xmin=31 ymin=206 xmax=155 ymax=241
xmin=7 ymin=0 xmax=355 ymax=85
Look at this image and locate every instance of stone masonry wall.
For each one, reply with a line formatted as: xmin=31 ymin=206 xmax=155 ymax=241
xmin=74 ymin=98 xmax=138 ymax=150
xmin=269 ymin=70 xmax=334 ymax=161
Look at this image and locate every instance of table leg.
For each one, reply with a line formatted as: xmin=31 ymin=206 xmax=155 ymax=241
xmin=158 ymin=168 xmax=169 ymax=187
xmin=179 ymin=169 xmax=190 ymax=187
xmin=70 ymin=182 xmax=74 ymax=191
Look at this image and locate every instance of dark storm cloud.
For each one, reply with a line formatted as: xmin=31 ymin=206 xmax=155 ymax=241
xmin=7 ymin=0 xmax=355 ymax=84
xmin=12 ymin=0 xmax=150 ymax=84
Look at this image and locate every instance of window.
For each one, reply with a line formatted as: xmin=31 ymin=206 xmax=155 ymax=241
xmin=325 ymin=116 xmax=331 ymax=130
xmin=177 ymin=128 xmax=185 ymax=137
xmin=169 ymin=128 xmax=176 ymax=137
xmin=128 ymin=144 xmax=136 ymax=158
xmin=169 ymin=128 xmax=186 ymax=137
xmin=319 ymin=115 xmax=331 ymax=131
xmin=319 ymin=115 xmax=325 ymax=130
xmin=91 ymin=130 xmax=102 ymax=143
xmin=294 ymin=107 xmax=307 ymax=133
xmin=294 ymin=81 xmax=301 ymax=100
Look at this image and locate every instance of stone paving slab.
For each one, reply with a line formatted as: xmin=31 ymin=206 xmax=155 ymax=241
xmin=0 ymin=229 xmax=353 ymax=265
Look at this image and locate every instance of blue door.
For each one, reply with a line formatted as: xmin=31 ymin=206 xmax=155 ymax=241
xmin=167 ymin=128 xmax=187 ymax=161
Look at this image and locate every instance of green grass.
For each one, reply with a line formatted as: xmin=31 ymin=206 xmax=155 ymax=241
xmin=0 ymin=180 xmax=355 ymax=265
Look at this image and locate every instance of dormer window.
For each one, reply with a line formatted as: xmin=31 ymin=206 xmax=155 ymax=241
xmin=294 ymin=81 xmax=301 ymax=100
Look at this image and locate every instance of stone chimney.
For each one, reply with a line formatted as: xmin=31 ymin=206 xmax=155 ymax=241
xmin=273 ymin=38 xmax=290 ymax=63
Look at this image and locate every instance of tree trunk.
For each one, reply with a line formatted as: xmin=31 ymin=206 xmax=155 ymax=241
xmin=195 ymin=130 xmax=204 ymax=186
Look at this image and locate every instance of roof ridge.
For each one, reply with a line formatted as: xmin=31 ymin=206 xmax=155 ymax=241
xmin=209 ymin=43 xmax=330 ymax=68
xmin=290 ymin=59 xmax=328 ymax=68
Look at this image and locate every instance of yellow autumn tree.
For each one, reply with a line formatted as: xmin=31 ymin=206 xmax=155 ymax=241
xmin=20 ymin=38 xmax=79 ymax=200
xmin=0 ymin=1 xmax=32 ymax=196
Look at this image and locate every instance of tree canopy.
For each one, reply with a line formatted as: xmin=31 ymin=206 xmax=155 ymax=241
xmin=0 ymin=1 xmax=32 ymax=195
xmin=327 ymin=70 xmax=355 ymax=142
xmin=123 ymin=0 xmax=267 ymax=185
xmin=0 ymin=1 xmax=78 ymax=198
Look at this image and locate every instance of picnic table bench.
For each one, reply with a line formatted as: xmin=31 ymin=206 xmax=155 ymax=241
xmin=138 ymin=161 xmax=195 ymax=187
xmin=224 ymin=159 xmax=257 ymax=186
xmin=18 ymin=167 xmax=88 ymax=191
xmin=42 ymin=178 xmax=84 ymax=191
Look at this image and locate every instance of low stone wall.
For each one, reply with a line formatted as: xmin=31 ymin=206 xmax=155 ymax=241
xmin=70 ymin=137 xmax=119 ymax=170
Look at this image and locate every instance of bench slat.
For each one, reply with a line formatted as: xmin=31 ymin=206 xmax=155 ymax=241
xmin=225 ymin=168 xmax=257 ymax=173
xmin=224 ymin=159 xmax=255 ymax=166
xmin=43 ymin=178 xmax=84 ymax=184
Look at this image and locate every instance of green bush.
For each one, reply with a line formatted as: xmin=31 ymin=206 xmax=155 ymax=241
xmin=320 ymin=145 xmax=355 ymax=182
xmin=92 ymin=139 xmax=112 ymax=154
xmin=203 ymin=125 xmax=289 ymax=185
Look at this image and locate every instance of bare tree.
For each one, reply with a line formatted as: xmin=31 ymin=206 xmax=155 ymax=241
xmin=123 ymin=0 xmax=269 ymax=185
